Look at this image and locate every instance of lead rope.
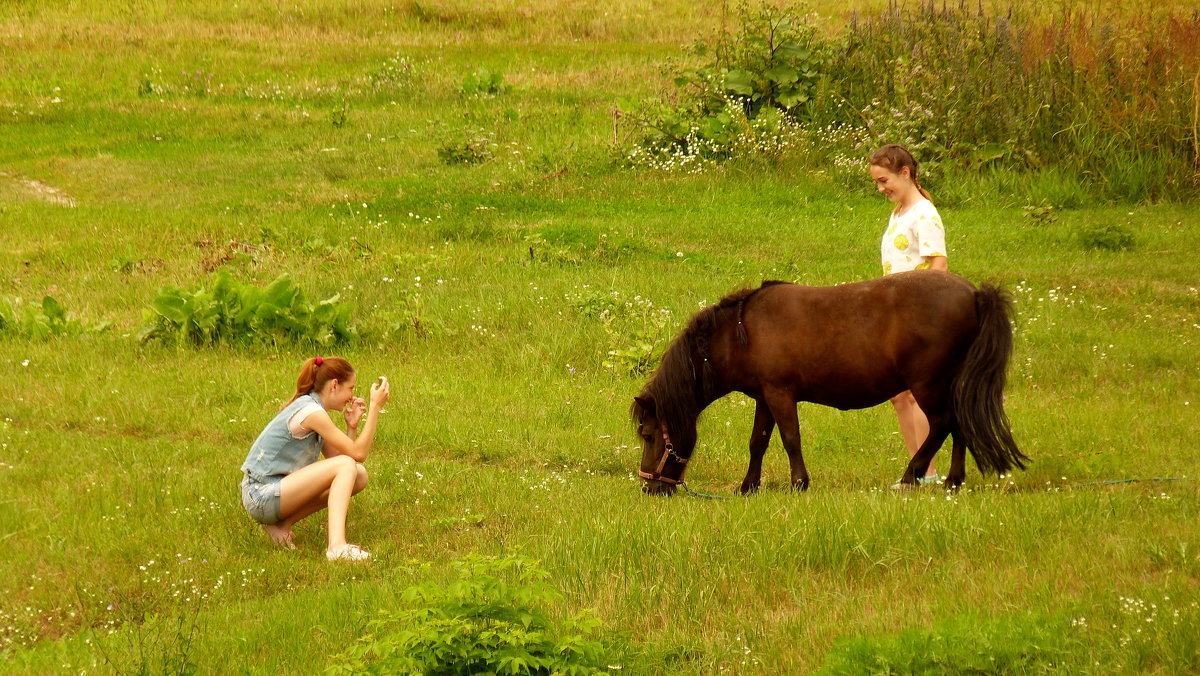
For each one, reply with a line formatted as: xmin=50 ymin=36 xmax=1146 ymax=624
xmin=678 ymin=481 xmax=733 ymax=501
xmin=1073 ymin=477 xmax=1190 ymax=488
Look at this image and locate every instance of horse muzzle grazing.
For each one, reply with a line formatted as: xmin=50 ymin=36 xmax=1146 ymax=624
xmin=640 ymin=477 xmax=678 ymax=496
xmin=636 ymin=419 xmax=689 ymax=496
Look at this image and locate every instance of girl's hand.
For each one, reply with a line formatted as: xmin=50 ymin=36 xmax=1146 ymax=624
xmin=370 ymin=376 xmax=391 ymax=411
xmin=344 ymin=396 xmax=366 ymax=429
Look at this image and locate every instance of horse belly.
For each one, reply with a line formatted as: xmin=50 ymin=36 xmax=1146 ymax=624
xmin=747 ymin=342 xmax=905 ymax=411
xmin=799 ymin=361 xmax=905 ymax=410
xmin=805 ymin=388 xmax=897 ymax=411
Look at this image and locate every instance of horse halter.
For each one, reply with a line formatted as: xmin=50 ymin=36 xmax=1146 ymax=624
xmin=638 ymin=424 xmax=690 ymax=485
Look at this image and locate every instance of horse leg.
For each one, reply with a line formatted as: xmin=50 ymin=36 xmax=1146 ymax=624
xmin=763 ymin=387 xmax=809 ymax=491
xmin=945 ymin=430 xmax=967 ymax=490
xmin=740 ymin=399 xmax=775 ymax=495
xmin=902 ymin=418 xmax=950 ymax=486
xmin=899 ymin=384 xmax=951 ymax=487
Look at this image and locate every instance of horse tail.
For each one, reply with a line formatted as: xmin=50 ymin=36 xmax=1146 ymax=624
xmin=952 ymin=283 xmax=1029 ymax=476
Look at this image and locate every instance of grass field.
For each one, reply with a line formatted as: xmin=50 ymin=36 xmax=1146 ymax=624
xmin=2 ymin=0 xmax=1199 ymax=673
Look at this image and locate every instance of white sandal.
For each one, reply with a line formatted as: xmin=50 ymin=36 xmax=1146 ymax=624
xmin=326 ymin=543 xmax=371 ymax=562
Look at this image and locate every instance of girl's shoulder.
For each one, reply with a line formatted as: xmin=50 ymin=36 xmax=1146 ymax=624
xmin=908 ymin=199 xmax=942 ymax=222
xmin=288 ymin=400 xmax=326 ymax=425
xmin=892 ymin=198 xmax=935 ymax=220
xmin=288 ymin=400 xmax=328 ymax=438
xmin=297 ymin=399 xmax=325 ymax=415
xmin=912 ymin=198 xmax=939 ymax=214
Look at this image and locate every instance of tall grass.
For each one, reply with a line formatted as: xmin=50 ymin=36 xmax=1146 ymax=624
xmin=623 ymin=1 xmax=1200 ymax=202
xmin=835 ymin=1 xmax=1200 ymax=199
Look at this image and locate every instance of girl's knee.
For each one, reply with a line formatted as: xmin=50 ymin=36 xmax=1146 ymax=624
xmin=353 ymin=464 xmax=369 ymax=493
xmin=331 ymin=454 xmax=358 ymax=474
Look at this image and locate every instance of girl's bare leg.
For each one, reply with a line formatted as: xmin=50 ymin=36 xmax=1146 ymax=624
xmin=277 ymin=456 xmax=367 ymax=551
xmin=276 ymin=465 xmax=368 ymax=534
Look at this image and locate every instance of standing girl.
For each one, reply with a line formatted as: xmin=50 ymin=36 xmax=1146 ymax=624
xmin=868 ymin=144 xmax=947 ymax=487
xmin=240 ymin=356 xmax=390 ymax=561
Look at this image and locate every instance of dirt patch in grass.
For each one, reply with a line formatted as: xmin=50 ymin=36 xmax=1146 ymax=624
xmin=0 ymin=171 xmax=76 ymax=207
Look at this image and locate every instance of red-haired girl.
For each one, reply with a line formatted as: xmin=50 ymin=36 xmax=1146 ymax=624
xmin=240 ymin=356 xmax=390 ymax=561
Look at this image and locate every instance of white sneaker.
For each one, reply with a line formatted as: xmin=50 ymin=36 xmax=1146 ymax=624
xmin=326 ymin=544 xmax=371 ymax=562
xmin=890 ymin=474 xmax=943 ymax=490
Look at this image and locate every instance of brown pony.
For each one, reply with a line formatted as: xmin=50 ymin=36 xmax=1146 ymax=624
xmin=632 ymin=271 xmax=1027 ymax=495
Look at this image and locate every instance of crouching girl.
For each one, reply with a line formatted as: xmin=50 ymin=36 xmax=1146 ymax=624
xmin=240 ymin=356 xmax=390 ymax=562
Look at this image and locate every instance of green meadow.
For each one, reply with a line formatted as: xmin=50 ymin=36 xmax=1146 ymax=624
xmin=2 ymin=0 xmax=1199 ymax=673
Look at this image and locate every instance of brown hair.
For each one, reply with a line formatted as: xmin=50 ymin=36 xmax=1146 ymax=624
xmin=287 ymin=356 xmax=354 ymax=407
xmin=869 ymin=144 xmax=932 ymax=201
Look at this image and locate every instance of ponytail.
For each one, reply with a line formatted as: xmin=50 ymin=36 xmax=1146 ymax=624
xmin=287 ymin=356 xmax=354 ymax=408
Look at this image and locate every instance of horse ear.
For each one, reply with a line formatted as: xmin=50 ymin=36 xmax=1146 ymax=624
xmin=633 ymin=395 xmax=655 ymax=414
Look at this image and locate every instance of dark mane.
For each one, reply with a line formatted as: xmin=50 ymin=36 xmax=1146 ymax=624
xmin=632 ymin=281 xmax=789 ymax=448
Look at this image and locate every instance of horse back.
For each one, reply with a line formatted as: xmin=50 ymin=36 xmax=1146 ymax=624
xmin=722 ymin=272 xmax=979 ymax=409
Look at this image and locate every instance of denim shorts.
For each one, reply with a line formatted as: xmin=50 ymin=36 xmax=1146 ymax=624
xmin=240 ymin=474 xmax=282 ymax=525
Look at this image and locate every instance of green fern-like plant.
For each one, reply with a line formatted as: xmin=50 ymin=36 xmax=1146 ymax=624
xmin=0 ymin=295 xmax=109 ymax=340
xmin=326 ymin=554 xmax=615 ymax=675
xmin=460 ymin=68 xmax=512 ymax=96
xmin=138 ymin=271 xmax=354 ymax=347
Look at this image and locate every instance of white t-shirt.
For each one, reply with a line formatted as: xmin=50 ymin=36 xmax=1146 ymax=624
xmin=880 ymin=199 xmax=946 ymax=275
xmin=287 ymin=401 xmax=325 ymax=438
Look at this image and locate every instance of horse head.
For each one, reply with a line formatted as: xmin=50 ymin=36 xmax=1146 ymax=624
xmin=632 ymin=394 xmax=689 ymax=495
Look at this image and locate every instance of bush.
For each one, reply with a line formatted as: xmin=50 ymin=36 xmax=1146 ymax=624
xmin=459 ymin=67 xmax=513 ymax=96
xmin=0 ymin=295 xmax=109 ymax=339
xmin=326 ymin=554 xmax=617 ymax=675
xmin=437 ymin=126 xmax=497 ymax=165
xmin=361 ymin=286 xmax=449 ymax=342
xmin=674 ymin=5 xmax=831 ymax=119
xmin=137 ymin=271 xmax=354 ymax=347
xmin=619 ymin=3 xmax=831 ymax=168
xmin=369 ymin=54 xmax=419 ymax=91
xmin=563 ymin=287 xmax=677 ymax=376
xmin=1075 ymin=221 xmax=1136 ymax=251
xmin=621 ymin=97 xmax=811 ymax=171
